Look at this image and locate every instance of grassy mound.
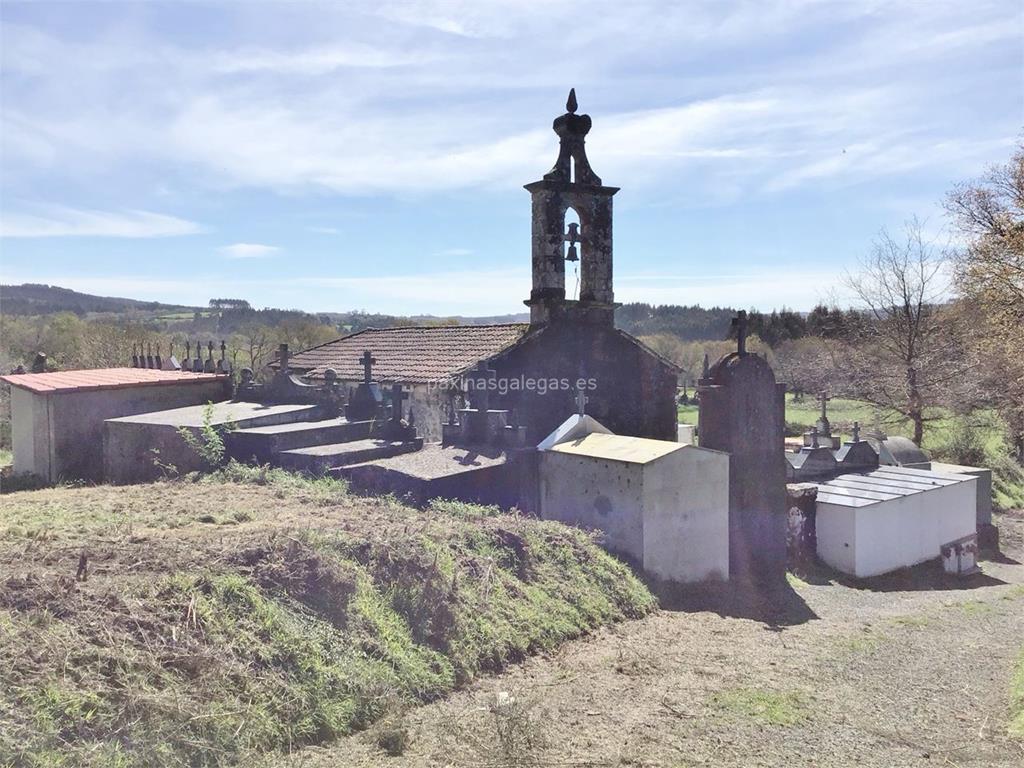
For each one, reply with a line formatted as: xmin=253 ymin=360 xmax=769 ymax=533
xmin=0 ymin=469 xmax=654 ymax=767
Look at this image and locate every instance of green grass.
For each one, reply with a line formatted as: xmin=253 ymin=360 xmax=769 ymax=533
xmin=0 ymin=473 xmax=655 ymax=767
xmin=711 ymin=688 xmax=810 ymax=727
xmin=0 ymin=449 xmax=12 ymax=468
xmin=679 ymin=394 xmax=1024 ymax=510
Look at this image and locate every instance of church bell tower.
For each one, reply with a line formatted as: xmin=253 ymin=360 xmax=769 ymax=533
xmin=524 ymin=89 xmax=619 ymax=326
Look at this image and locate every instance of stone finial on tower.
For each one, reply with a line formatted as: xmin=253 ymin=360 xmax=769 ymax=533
xmin=852 ymin=420 xmax=861 ymax=442
xmin=543 ymin=88 xmax=600 ymax=185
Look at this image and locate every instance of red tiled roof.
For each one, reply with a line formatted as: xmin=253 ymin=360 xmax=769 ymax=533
xmin=284 ymin=324 xmax=532 ymax=384
xmin=0 ymin=368 xmax=228 ymax=394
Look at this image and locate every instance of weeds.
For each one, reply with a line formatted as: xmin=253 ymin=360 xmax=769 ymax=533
xmin=176 ymin=402 xmax=234 ymax=470
xmin=711 ymin=687 xmax=810 ymax=727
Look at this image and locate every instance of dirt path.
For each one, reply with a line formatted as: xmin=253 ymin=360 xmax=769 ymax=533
xmin=277 ymin=514 xmax=1024 ymax=768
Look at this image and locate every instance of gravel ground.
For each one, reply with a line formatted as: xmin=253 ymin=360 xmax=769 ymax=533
xmin=275 ymin=511 xmax=1024 ymax=768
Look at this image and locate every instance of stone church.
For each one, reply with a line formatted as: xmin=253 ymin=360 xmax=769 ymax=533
xmin=283 ymin=91 xmax=679 ymax=444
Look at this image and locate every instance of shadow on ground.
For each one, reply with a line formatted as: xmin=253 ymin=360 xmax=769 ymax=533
xmin=651 ymin=577 xmax=819 ymax=629
xmin=793 ymin=556 xmax=1007 ymax=592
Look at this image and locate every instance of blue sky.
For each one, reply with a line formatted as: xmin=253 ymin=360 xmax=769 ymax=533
xmin=1 ymin=0 xmax=1020 ymax=316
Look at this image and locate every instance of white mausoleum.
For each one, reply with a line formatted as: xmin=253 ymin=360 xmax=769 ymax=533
xmin=538 ymin=413 xmax=729 ymax=583
xmin=814 ymin=466 xmax=978 ymax=578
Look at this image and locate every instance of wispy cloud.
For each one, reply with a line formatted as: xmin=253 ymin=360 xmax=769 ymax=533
xmin=217 ymin=243 xmax=280 ymax=258
xmin=0 ymin=205 xmax=203 ymax=238
xmin=307 ymin=226 xmax=340 ymax=235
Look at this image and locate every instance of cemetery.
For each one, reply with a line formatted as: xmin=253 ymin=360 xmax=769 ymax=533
xmin=1 ymin=92 xmax=998 ymax=584
xmin=1 ymin=90 xmax=1021 ymax=767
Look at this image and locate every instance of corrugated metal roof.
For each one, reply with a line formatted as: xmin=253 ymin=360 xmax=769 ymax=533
xmin=816 ymin=466 xmax=974 ymax=508
xmin=548 ymin=432 xmax=684 ymax=464
xmin=0 ymin=368 xmax=227 ymax=394
xmin=281 ymin=324 xmax=532 ymax=385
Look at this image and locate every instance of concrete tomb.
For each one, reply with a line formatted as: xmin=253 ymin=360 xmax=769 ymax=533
xmin=538 ymin=412 xmax=729 ymax=584
xmin=0 ymin=367 xmax=231 ymax=483
xmin=813 ymin=466 xmax=978 ymax=578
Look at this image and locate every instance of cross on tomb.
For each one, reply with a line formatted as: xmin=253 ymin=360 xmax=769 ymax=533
xmin=575 ymin=385 xmax=589 ymax=416
xmin=360 ymin=350 xmax=377 ymax=384
xmin=852 ymin=421 xmax=861 ymax=442
xmin=809 ymin=425 xmax=820 ymax=449
xmin=731 ymin=310 xmax=749 ymax=356
xmin=389 ymin=383 xmax=408 ymax=422
xmin=278 ymin=343 xmax=290 ymax=374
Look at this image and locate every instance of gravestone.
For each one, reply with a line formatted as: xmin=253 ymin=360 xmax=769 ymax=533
xmin=698 ymin=310 xmax=788 ymax=582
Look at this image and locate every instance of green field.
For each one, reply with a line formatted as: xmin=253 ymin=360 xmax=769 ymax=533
xmin=679 ymin=394 xmax=1024 ymax=510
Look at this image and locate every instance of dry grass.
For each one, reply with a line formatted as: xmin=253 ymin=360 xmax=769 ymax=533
xmin=0 ymin=467 xmax=655 ymax=767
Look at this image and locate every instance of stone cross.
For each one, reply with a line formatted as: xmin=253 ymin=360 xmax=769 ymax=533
xmin=389 ymin=383 xmax=408 ymax=423
xmin=132 ymin=344 xmax=139 ymax=368
xmin=360 ymin=350 xmax=376 ymax=384
xmin=810 ymin=425 xmax=820 ymax=449
xmin=278 ymin=343 xmax=290 ymax=374
xmin=818 ymin=390 xmax=831 ymax=421
xmin=154 ymin=344 xmax=162 ymax=370
xmin=731 ymin=310 xmax=749 ymax=356
xmin=146 ymin=343 xmax=155 ymax=369
xmin=852 ymin=421 xmax=861 ymax=442
xmin=575 ymin=385 xmax=589 ymax=415
xmin=184 ymin=341 xmax=191 ymax=366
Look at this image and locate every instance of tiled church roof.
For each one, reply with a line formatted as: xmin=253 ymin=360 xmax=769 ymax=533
xmin=282 ymin=324 xmax=532 ymax=384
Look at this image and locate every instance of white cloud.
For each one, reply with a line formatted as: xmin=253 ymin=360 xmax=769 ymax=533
xmin=307 ymin=226 xmax=340 ymax=235
xmin=212 ymin=44 xmax=440 ymax=75
xmin=217 ymin=243 xmax=281 ymax=258
xmin=0 ymin=205 xmax=203 ymax=238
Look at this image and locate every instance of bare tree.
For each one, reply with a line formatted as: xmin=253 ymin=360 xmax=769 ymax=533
xmin=843 ymin=219 xmax=974 ymax=446
xmin=945 ymin=145 xmax=1024 ymax=458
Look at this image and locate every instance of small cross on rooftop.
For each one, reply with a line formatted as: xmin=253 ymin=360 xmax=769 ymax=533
xmin=575 ymin=385 xmax=590 ymax=416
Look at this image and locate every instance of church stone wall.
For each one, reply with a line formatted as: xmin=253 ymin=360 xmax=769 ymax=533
xmin=490 ymin=324 xmax=677 ymax=444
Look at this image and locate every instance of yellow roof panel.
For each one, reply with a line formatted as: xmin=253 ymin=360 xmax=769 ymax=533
xmin=548 ymin=432 xmax=684 ymax=464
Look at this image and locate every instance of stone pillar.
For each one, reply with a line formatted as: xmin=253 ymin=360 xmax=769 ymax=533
xmin=698 ymin=352 xmax=788 ymax=583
